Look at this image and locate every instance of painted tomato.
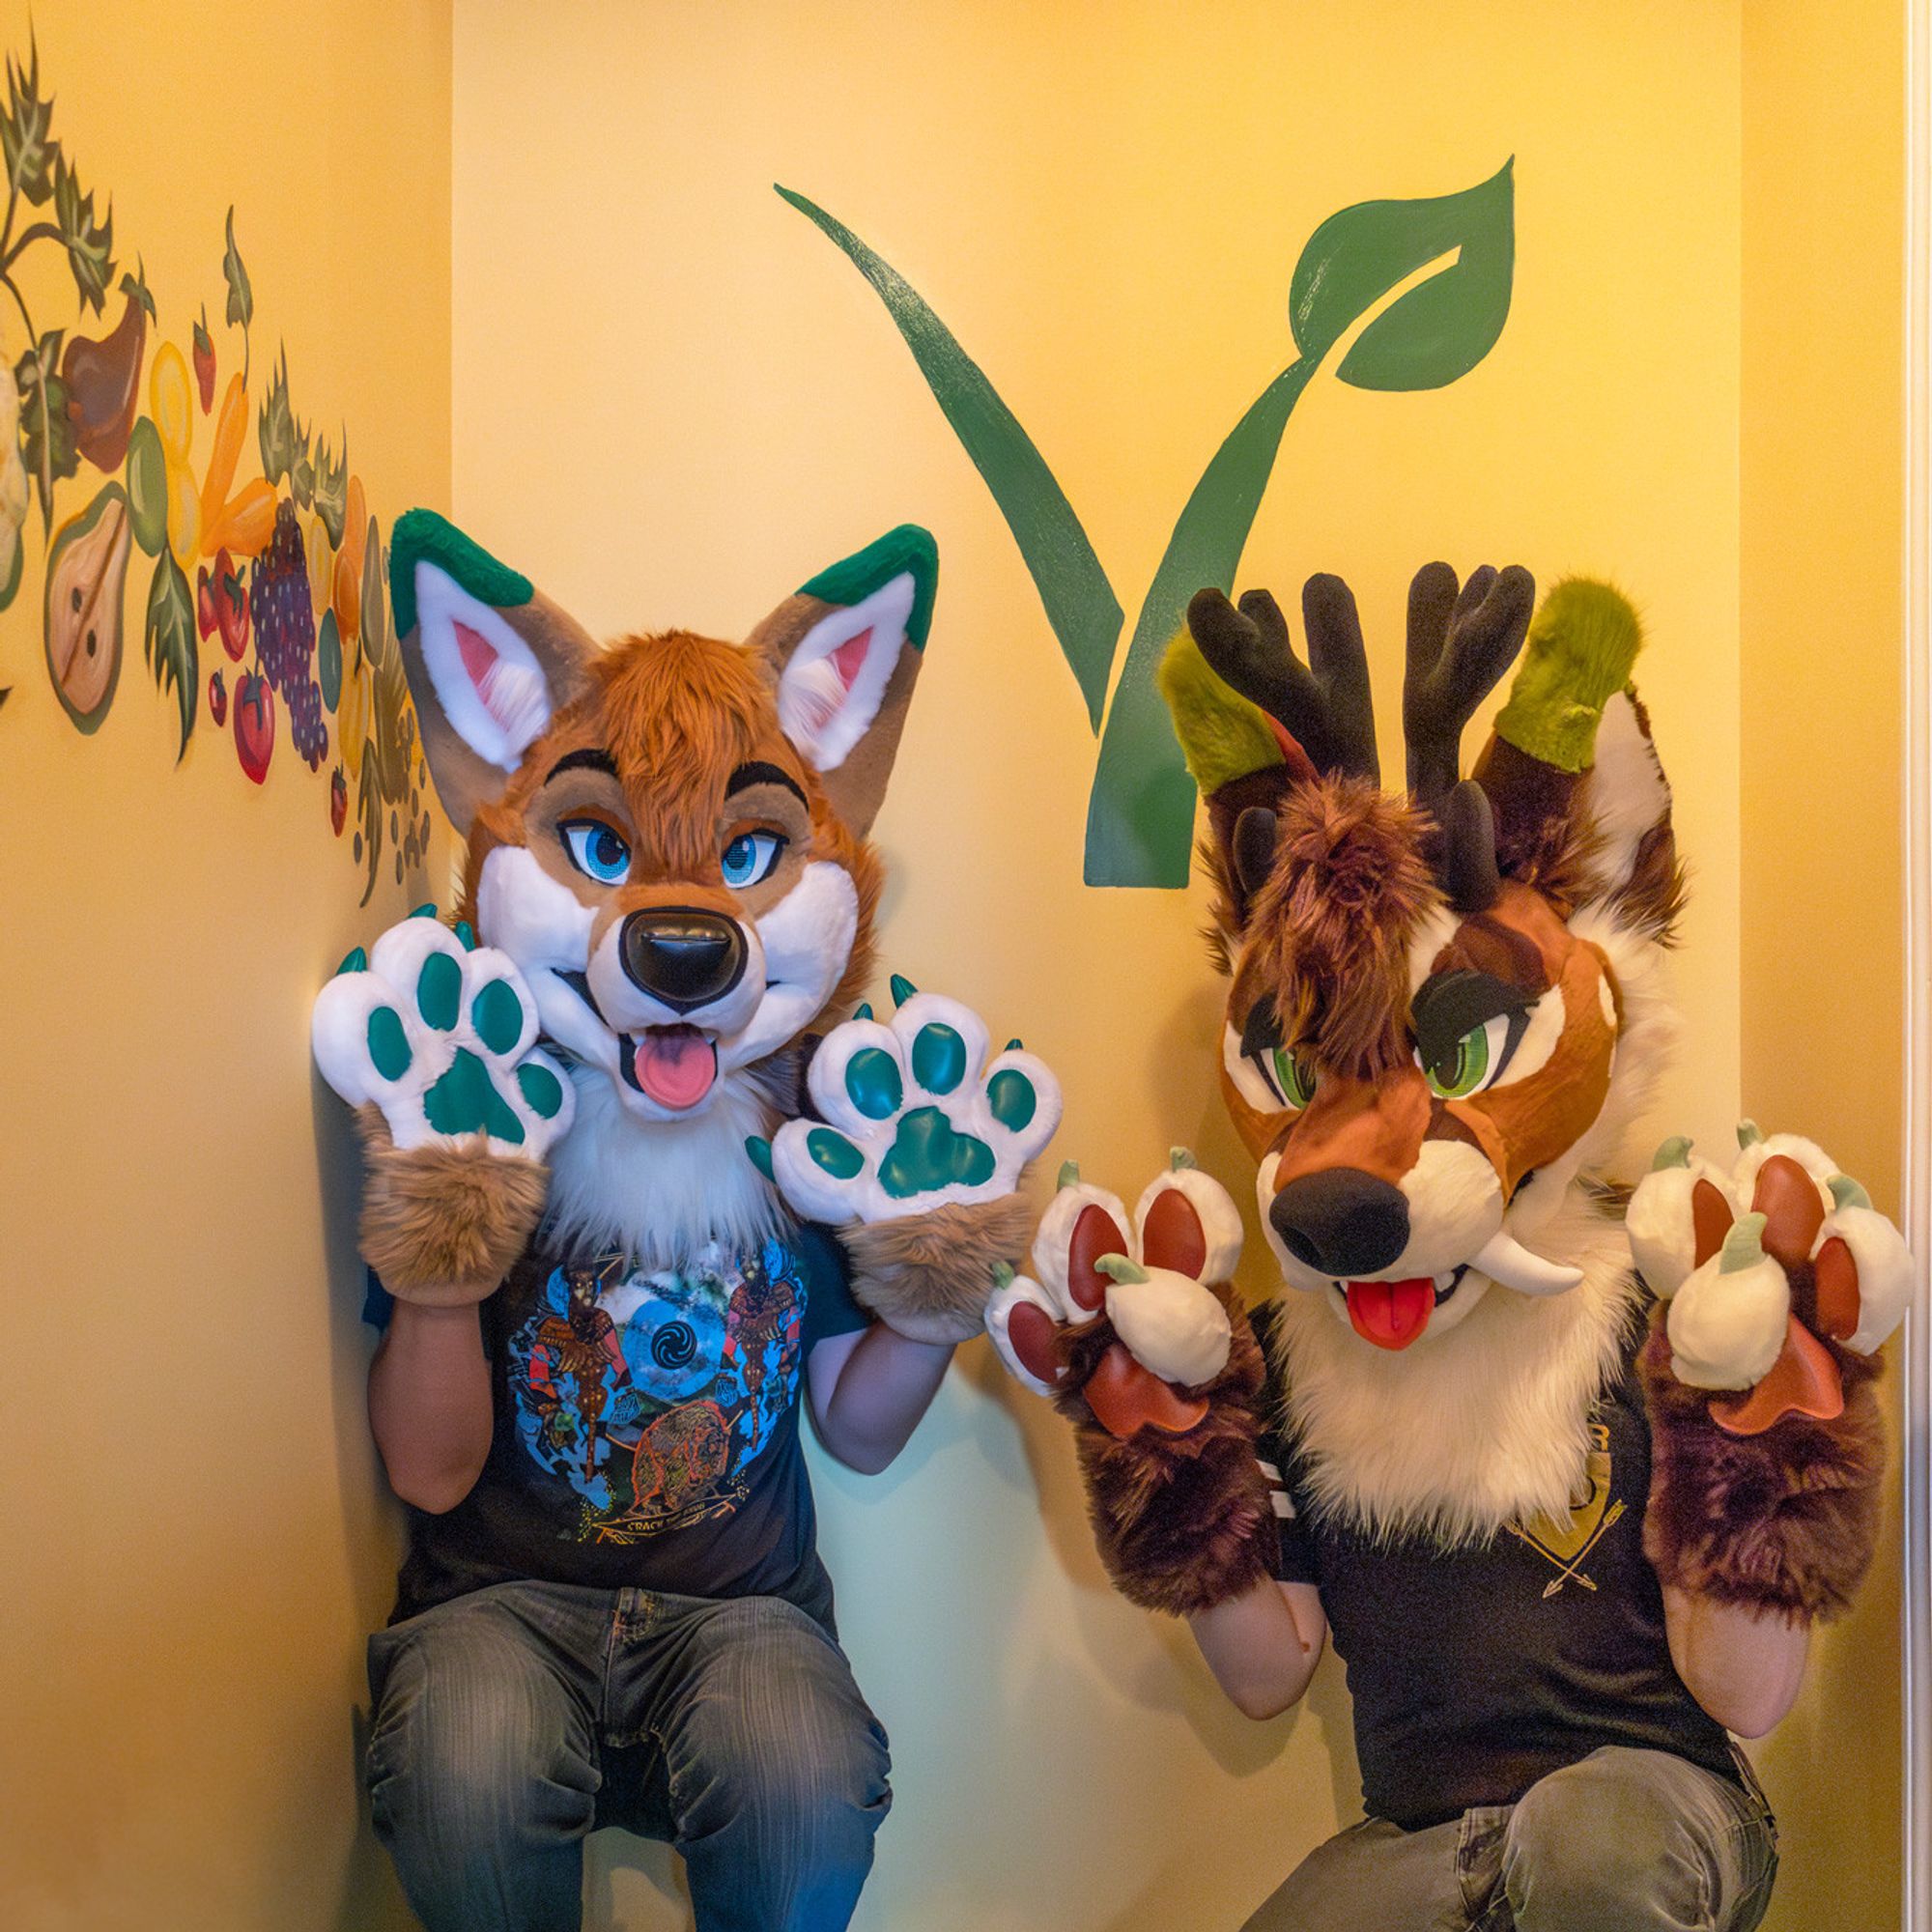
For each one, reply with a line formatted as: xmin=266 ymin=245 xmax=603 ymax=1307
xmin=209 ymin=667 xmax=227 ymax=727
xmin=330 ymin=766 xmax=348 ymax=836
xmin=234 ymin=668 xmax=274 ymax=783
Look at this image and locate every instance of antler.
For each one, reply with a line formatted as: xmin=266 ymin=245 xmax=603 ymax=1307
xmin=1186 ymin=578 xmax=1379 ymax=784
xmin=1402 ymin=562 xmax=1535 ymax=804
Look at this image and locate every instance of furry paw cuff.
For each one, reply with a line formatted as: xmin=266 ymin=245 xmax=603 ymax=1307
xmin=1639 ymin=1305 xmax=1886 ymax=1623
xmin=841 ymin=1192 xmax=1034 ymax=1344
xmin=1058 ymin=1291 xmax=1278 ymax=1618
xmin=355 ymin=1105 xmax=548 ymax=1304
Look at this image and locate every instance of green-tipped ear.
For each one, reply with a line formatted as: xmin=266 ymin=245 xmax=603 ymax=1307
xmin=1492 ymin=578 xmax=1642 ymax=775
xmin=1156 ymin=628 xmax=1285 ymax=796
xmin=748 ymin=525 xmax=939 ymax=836
xmin=799 ymin=523 xmax=938 ymax=650
xmin=388 ymin=506 xmax=600 ymax=834
xmin=389 ymin=509 xmax=535 ymax=641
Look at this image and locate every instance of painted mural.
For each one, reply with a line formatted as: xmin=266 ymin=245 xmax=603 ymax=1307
xmin=785 ymin=161 xmax=1516 ymax=889
xmin=0 ymin=34 xmax=429 ymax=904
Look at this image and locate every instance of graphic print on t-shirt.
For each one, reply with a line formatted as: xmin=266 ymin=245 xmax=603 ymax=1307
xmin=504 ymin=1238 xmax=808 ymax=1544
xmin=1505 ymin=1421 xmax=1625 ymax=1598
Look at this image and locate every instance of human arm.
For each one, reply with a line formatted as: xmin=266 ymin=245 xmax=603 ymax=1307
xmin=1662 ymin=1587 xmax=1807 ymax=1738
xmin=806 ymin=1323 xmax=956 ymax=1475
xmin=1189 ymin=1578 xmax=1328 ymax=1719
xmin=367 ymin=1298 xmax=497 ymax=1513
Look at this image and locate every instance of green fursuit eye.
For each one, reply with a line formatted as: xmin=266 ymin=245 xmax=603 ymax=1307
xmin=1426 ymin=1019 xmax=1495 ymax=1098
xmin=1269 ymin=1048 xmax=1318 ymax=1109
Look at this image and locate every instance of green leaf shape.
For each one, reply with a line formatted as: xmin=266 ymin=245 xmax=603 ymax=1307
xmin=388 ymin=506 xmax=534 ymax=640
xmin=16 ymin=331 xmax=76 ymax=535
xmin=1157 ymin=626 xmax=1285 ymax=795
xmin=119 ymin=259 xmax=155 ymax=322
xmin=910 ymin=1022 xmax=967 ymax=1095
xmin=3 ymin=38 xmax=55 ymax=209
xmin=780 ymin=185 xmax=1122 ymax=728
xmin=1085 ymin=357 xmax=1316 ymax=886
xmin=52 ymin=151 xmax=113 ymax=314
xmin=800 ymin=524 xmax=939 ymax=649
xmin=312 ymin=430 xmax=348 ymax=547
xmin=470 ymin=978 xmax=523 ymax=1055
xmin=878 ymin=1106 xmax=996 ymax=1199
xmin=258 ymin=346 xmax=297 ymax=485
xmin=142 ymin=548 xmax=197 ymax=761
xmin=807 ymin=1125 xmax=865 ymax=1180
xmin=1291 ymin=159 xmax=1514 ymax=390
xmin=367 ymin=1006 xmax=411 ymax=1081
xmin=222 ymin=206 xmax=253 ymax=331
xmin=517 ymin=1060 xmax=565 ymax=1122
xmin=987 ymin=1067 xmax=1037 ymax=1132
xmin=843 ymin=1045 xmax=903 ymax=1122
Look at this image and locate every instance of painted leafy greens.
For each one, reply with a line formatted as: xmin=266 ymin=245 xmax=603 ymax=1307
xmin=784 ymin=158 xmax=1518 ymax=887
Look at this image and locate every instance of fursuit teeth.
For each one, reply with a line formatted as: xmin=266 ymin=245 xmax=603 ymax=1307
xmin=841 ymin=1191 xmax=1036 ymax=1345
xmin=1056 ymin=1282 xmax=1278 ymax=1618
xmin=354 ymin=1105 xmax=549 ymax=1303
xmin=1638 ymin=1308 xmax=1886 ymax=1622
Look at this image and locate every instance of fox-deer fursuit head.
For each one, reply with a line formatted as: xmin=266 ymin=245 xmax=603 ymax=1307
xmin=989 ymin=561 xmax=1905 ymax=1623
xmin=312 ymin=513 xmax=1058 ymax=1341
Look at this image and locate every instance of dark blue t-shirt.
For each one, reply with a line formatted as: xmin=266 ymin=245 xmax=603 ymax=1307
xmin=373 ymin=1224 xmax=869 ymax=1623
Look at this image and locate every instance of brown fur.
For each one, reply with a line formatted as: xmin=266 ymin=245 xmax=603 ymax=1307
xmin=1244 ymin=776 xmax=1440 ymax=1079
xmin=842 ymin=1192 xmax=1036 ymax=1344
xmin=1054 ymin=1282 xmax=1277 ymax=1617
xmin=355 ymin=1106 xmax=549 ymax=1303
xmin=1638 ymin=1303 xmax=1886 ymax=1622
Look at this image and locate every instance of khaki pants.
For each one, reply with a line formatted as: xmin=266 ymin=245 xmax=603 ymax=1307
xmin=1243 ymin=1747 xmax=1776 ymax=1932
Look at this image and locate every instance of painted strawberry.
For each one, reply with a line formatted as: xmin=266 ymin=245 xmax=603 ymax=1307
xmin=209 ymin=667 xmax=228 ymax=727
xmin=234 ymin=667 xmax=274 ymax=783
xmin=213 ymin=549 xmax=249 ymax=660
xmin=329 ymin=766 xmax=348 ymax=835
xmin=196 ymin=565 xmax=216 ymax=641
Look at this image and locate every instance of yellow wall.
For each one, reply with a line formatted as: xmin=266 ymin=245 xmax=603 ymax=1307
xmin=3 ymin=3 xmax=1905 ymax=1927
xmin=453 ymin=4 xmax=1750 ymax=1926
xmin=1741 ymin=4 xmax=1906 ymax=1929
xmin=0 ymin=3 xmax=449 ymax=1928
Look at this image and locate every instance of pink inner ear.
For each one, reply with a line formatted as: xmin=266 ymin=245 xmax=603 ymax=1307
xmin=455 ymin=622 xmax=502 ymax=710
xmin=829 ymin=627 xmax=873 ymax=693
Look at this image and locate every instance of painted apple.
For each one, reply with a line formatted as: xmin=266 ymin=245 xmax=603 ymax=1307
xmin=234 ymin=668 xmax=274 ymax=783
xmin=213 ymin=549 xmax=249 ymax=660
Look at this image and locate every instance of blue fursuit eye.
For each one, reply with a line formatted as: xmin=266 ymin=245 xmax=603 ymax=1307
xmin=560 ymin=819 xmax=632 ymax=884
xmin=721 ymin=831 xmax=786 ymax=889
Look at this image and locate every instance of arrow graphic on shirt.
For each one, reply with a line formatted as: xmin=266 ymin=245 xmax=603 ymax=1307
xmin=1510 ymin=1497 xmax=1628 ymax=1599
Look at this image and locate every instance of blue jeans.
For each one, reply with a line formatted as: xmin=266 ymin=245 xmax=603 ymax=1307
xmin=1242 ymin=1746 xmax=1777 ymax=1931
xmin=365 ymin=1579 xmax=891 ymax=1932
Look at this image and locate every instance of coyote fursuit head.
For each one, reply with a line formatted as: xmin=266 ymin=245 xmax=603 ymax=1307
xmin=1170 ymin=565 xmax=1685 ymax=1548
xmin=312 ymin=512 xmax=1054 ymax=1338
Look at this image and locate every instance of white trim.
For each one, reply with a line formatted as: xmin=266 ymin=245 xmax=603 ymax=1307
xmin=1903 ymin=3 xmax=1932 ymax=1924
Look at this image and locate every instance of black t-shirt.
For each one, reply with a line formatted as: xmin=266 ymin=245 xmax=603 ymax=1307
xmin=378 ymin=1224 xmax=870 ymax=1624
xmin=1254 ymin=1298 xmax=1740 ymax=1832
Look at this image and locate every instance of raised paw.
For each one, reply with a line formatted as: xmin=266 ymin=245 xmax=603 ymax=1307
xmin=1625 ymin=1121 xmax=1910 ymax=1435
xmin=986 ymin=1151 xmax=1244 ymax=1437
xmin=312 ymin=904 xmax=575 ymax=1158
xmin=756 ymin=977 xmax=1061 ymax=1224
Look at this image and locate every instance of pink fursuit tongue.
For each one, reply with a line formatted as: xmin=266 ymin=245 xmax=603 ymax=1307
xmin=632 ymin=1026 xmax=717 ymax=1109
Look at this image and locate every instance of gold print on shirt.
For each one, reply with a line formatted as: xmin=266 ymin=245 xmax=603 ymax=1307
xmin=1507 ymin=1424 xmax=1626 ymax=1598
